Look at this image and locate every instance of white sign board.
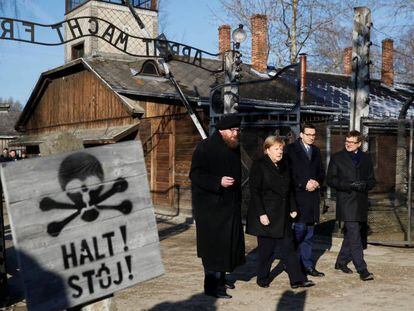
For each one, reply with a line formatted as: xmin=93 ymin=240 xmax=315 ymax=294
xmin=0 ymin=141 xmax=164 ymax=311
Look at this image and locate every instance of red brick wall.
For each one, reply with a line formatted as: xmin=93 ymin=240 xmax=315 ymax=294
xmin=343 ymin=47 xmax=352 ymax=75
xmin=382 ymin=39 xmax=394 ymax=86
xmin=218 ymin=25 xmax=231 ymax=58
xmin=251 ymin=14 xmax=268 ymax=72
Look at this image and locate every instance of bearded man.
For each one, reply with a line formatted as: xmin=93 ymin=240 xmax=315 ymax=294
xmin=190 ymin=114 xmax=245 ymax=299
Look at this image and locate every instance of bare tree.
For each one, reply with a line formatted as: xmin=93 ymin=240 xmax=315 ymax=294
xmin=216 ymin=0 xmax=382 ymax=70
xmin=0 ymin=97 xmax=23 ymax=112
xmin=217 ymin=0 xmax=351 ymax=66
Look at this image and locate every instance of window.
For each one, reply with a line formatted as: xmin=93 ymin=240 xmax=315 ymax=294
xmin=139 ymin=60 xmax=160 ymax=76
xmin=66 ymin=0 xmax=153 ymax=13
xmin=66 ymin=0 xmax=87 ymax=12
xmin=71 ymin=42 xmax=85 ymax=60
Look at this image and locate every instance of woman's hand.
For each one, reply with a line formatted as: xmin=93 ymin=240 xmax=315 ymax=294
xmin=290 ymin=211 xmax=297 ymax=219
xmin=260 ymin=214 xmax=270 ymax=226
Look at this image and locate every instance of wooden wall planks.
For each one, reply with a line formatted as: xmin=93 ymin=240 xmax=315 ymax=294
xmin=0 ymin=141 xmax=163 ymax=311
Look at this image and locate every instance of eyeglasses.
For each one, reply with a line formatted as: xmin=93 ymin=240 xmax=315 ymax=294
xmin=303 ymin=133 xmax=316 ymax=137
xmin=345 ymin=140 xmax=360 ymax=145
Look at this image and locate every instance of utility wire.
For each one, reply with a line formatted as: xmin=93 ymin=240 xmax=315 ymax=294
xmin=372 ymin=26 xmax=414 ymax=45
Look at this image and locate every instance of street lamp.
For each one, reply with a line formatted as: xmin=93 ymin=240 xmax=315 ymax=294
xmin=223 ymin=24 xmax=247 ymax=113
xmin=232 ymin=24 xmax=247 ymax=49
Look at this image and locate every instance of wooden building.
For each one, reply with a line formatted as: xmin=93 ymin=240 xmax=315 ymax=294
xmin=0 ymin=104 xmax=20 ymax=152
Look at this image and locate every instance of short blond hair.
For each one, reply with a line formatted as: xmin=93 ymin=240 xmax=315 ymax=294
xmin=263 ymin=136 xmax=285 ymax=154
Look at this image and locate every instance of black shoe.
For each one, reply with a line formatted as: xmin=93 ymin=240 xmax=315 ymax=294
xmin=305 ymin=267 xmax=325 ymax=277
xmin=290 ymin=280 xmax=315 ymax=289
xmin=204 ymin=274 xmax=232 ymax=299
xmin=358 ymin=269 xmax=374 ymax=281
xmin=218 ymin=272 xmax=235 ymax=289
xmin=223 ymin=280 xmax=235 ymax=289
xmin=204 ymin=291 xmax=233 ymax=299
xmin=335 ymin=263 xmax=353 ymax=274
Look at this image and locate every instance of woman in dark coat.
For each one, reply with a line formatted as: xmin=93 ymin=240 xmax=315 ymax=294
xmin=246 ymin=136 xmax=314 ymax=289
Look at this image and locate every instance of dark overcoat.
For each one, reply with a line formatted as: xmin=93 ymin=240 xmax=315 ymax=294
xmin=285 ymin=139 xmax=325 ymax=223
xmin=246 ymin=156 xmax=297 ymax=239
xmin=189 ymin=131 xmax=245 ymax=272
xmin=327 ymin=149 xmax=376 ymax=222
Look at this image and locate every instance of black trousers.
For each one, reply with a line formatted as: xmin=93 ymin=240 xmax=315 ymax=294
xmin=336 ymin=221 xmax=367 ymax=272
xmin=257 ymin=235 xmax=306 ymax=285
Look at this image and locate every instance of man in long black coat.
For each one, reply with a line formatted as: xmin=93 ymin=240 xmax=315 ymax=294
xmin=190 ymin=114 xmax=245 ymax=299
xmin=327 ymin=130 xmax=376 ymax=281
xmin=286 ymin=124 xmax=325 ymax=277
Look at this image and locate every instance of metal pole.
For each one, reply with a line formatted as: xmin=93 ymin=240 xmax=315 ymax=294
xmin=326 ymin=125 xmax=331 ymax=199
xmin=407 ymin=118 xmax=413 ymax=246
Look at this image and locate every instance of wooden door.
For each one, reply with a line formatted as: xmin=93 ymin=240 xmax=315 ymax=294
xmin=148 ymin=104 xmax=176 ymax=208
xmin=152 ymin=131 xmax=174 ymax=207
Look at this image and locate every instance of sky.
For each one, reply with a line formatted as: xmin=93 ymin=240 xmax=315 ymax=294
xmin=0 ymin=0 xmax=226 ymax=106
xmin=0 ymin=0 xmax=406 ymax=106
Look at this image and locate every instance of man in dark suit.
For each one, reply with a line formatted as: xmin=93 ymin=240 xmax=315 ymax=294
xmin=327 ymin=130 xmax=376 ymax=281
xmin=190 ymin=114 xmax=245 ymax=299
xmin=286 ymin=124 xmax=325 ymax=277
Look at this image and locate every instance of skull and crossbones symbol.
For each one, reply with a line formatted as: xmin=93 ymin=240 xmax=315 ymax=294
xmin=40 ymin=152 xmax=132 ymax=237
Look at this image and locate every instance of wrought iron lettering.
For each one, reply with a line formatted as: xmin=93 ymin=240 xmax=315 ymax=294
xmin=0 ymin=16 xmax=223 ymax=72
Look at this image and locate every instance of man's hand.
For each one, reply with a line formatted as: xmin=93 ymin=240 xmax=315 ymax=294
xmin=306 ymin=179 xmax=319 ymax=192
xmin=260 ymin=214 xmax=270 ymax=226
xmin=350 ymin=180 xmax=367 ymax=192
xmin=221 ymin=176 xmax=235 ymax=188
xmin=290 ymin=211 xmax=298 ymax=218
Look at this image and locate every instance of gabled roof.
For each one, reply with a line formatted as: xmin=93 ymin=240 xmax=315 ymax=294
xmin=18 ymin=56 xmax=414 ymax=131
xmin=0 ymin=105 xmax=20 ymax=137
xmin=16 ymin=58 xmax=145 ymax=129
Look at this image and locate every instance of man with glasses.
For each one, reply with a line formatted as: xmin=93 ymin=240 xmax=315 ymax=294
xmin=286 ymin=124 xmax=325 ymax=277
xmin=190 ymin=114 xmax=245 ymax=299
xmin=327 ymin=130 xmax=376 ymax=281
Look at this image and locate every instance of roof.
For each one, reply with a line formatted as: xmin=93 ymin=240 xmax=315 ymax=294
xmin=0 ymin=108 xmax=20 ymax=137
xmin=279 ymin=70 xmax=414 ymax=119
xmin=18 ymin=56 xmax=414 ymax=131
xmin=83 ymin=57 xmax=414 ymax=119
xmin=16 ymin=58 xmax=145 ymax=129
xmin=10 ymin=123 xmax=139 ymax=146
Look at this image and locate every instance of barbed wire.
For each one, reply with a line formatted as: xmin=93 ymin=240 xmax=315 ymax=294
xmin=371 ymin=42 xmax=414 ymax=62
xmin=371 ymin=62 xmax=413 ymax=77
xmin=372 ymin=26 xmax=414 ymax=46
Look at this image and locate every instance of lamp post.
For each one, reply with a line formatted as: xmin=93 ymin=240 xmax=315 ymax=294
xmin=223 ymin=24 xmax=247 ymax=114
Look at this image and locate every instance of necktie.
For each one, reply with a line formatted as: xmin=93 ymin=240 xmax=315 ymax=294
xmin=306 ymin=146 xmax=311 ymax=160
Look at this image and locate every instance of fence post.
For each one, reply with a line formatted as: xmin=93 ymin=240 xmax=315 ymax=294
xmin=407 ymin=119 xmax=413 ymax=246
xmin=0 ymin=173 xmax=7 ymax=296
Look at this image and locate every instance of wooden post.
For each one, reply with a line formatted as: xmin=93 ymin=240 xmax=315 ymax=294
xmin=350 ymin=7 xmax=371 ymax=132
xmin=0 ymin=175 xmax=7 ymax=295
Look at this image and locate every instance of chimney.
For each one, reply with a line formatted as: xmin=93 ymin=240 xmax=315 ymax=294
xmin=151 ymin=0 xmax=157 ymax=10
xmin=343 ymin=47 xmax=352 ymax=75
xmin=251 ymin=14 xmax=268 ymax=72
xmin=382 ymin=38 xmax=394 ymax=86
xmin=299 ymin=53 xmax=307 ymax=105
xmin=218 ymin=25 xmax=231 ymax=58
